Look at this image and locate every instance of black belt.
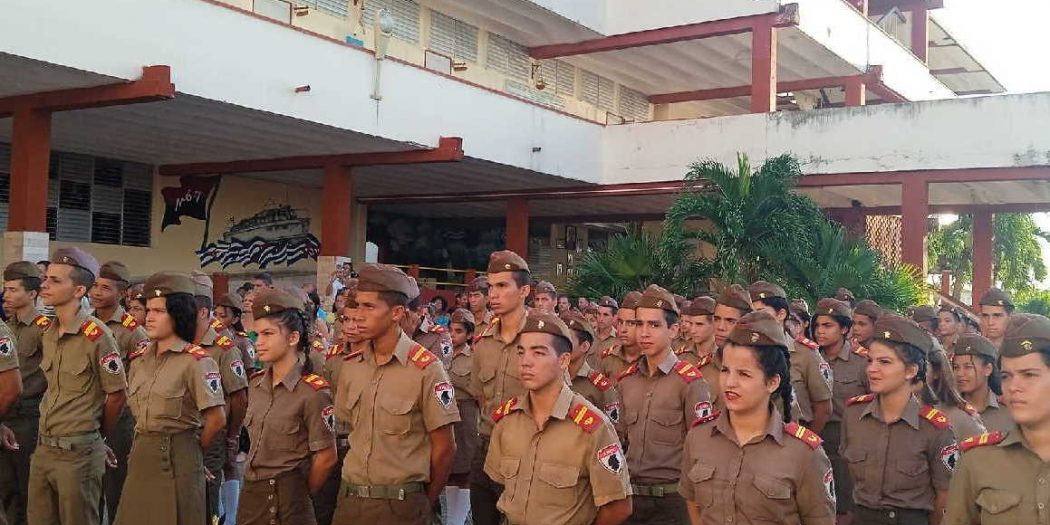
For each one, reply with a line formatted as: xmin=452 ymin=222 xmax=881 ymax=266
xmin=854 ymin=505 xmax=929 ymax=524
xmin=630 ymin=483 xmax=679 ymax=497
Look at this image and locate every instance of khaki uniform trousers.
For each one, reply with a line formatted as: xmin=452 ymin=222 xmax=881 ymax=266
xmin=26 ymin=432 xmax=106 ymax=525
xmin=239 ymin=470 xmax=316 ymax=525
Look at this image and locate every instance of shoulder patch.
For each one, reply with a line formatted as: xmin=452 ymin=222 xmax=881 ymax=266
xmin=121 ymin=313 xmax=139 ymax=330
xmin=214 ymin=335 xmax=235 ymax=350
xmin=846 ymin=393 xmax=875 ymax=406
xmin=128 ymin=347 xmax=147 ymax=361
xmin=80 ymin=320 xmax=103 ymax=341
xmin=616 ymin=362 xmax=639 ymax=381
xmin=796 ymin=336 xmax=819 ymax=350
xmin=302 ymin=373 xmax=330 ymax=390
xmin=33 ymin=315 xmax=52 ymax=330
xmin=962 ymin=403 xmax=978 ymax=416
xmin=919 ymin=405 xmax=951 ymax=430
xmin=960 ymin=431 xmax=1006 ymax=452
xmin=210 ymin=319 xmax=226 ymax=331
xmin=784 ymin=422 xmax=824 ymax=449
xmin=853 ymin=345 xmax=869 ymax=358
xmin=249 ymin=369 xmax=266 ymax=380
xmin=673 ymin=360 xmax=703 ymax=382
xmin=325 ymin=344 xmax=343 ymax=360
xmin=186 ymin=345 xmax=210 ymax=361
xmin=569 ymin=403 xmax=602 ymax=433
xmin=691 ymin=410 xmax=720 ymax=427
xmin=408 ymin=344 xmax=438 ymax=369
xmin=589 ymin=371 xmax=613 ymax=391
xmin=492 ymin=397 xmax=519 ymax=423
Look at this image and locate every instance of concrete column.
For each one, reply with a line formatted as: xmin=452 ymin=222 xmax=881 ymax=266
xmin=750 ymin=21 xmax=777 ymax=113
xmin=845 ymin=79 xmax=866 ymax=107
xmin=317 ymin=164 xmax=355 ymax=304
xmin=911 ymin=7 xmax=929 ymax=64
xmin=506 ymin=198 xmax=530 ymax=258
xmin=3 ymin=231 xmax=50 ymax=268
xmin=971 ymin=211 xmax=994 ymax=309
xmin=901 ymin=178 xmax=929 ymax=273
xmin=9 ymin=108 xmax=52 ymax=232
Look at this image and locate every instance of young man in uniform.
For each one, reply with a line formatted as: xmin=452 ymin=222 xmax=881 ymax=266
xmin=977 ymin=288 xmax=1013 ymax=350
xmin=617 ymin=286 xmax=711 ymax=525
xmin=562 ymin=313 xmax=621 ymax=428
xmin=598 ymin=291 xmax=643 ymax=382
xmin=951 ymin=334 xmax=1012 ymax=434
xmin=484 ymin=312 xmax=631 ymax=525
xmin=532 ymin=281 xmax=557 ymax=314
xmin=0 ymin=261 xmax=49 ymax=525
xmin=401 ymin=300 xmax=454 ymax=364
xmin=712 ymin=285 xmax=752 ymax=350
xmin=466 ymin=277 xmax=493 ymax=336
xmin=911 ymin=305 xmax=939 ymax=336
xmin=469 ymin=251 xmax=531 ymax=525
xmin=677 ymin=296 xmax=722 ymax=408
xmin=592 ymin=297 xmax=619 ymax=366
xmin=332 ymin=264 xmax=459 ymax=525
xmin=27 ymin=248 xmax=127 ymax=525
xmin=851 ymin=299 xmax=882 ymax=350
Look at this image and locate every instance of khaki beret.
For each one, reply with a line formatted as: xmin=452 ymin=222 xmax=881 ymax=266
xmin=128 ymin=283 xmax=144 ymax=301
xmin=561 ymin=312 xmax=596 ymax=341
xmin=637 ymin=285 xmax=679 ymax=314
xmin=534 ymin=281 xmax=557 ymax=295
xmin=853 ymin=299 xmax=882 ymax=320
xmin=142 ymin=272 xmax=196 ymax=298
xmin=979 ymin=287 xmax=1014 ymax=308
xmin=620 ymin=291 xmax=643 ymax=310
xmin=98 ymin=261 xmax=131 ymax=283
xmin=910 ymin=305 xmax=937 ymax=323
xmin=252 ymin=288 xmax=304 ymax=319
xmin=582 ymin=304 xmax=598 ymax=315
xmin=791 ymin=298 xmax=810 ymax=315
xmin=682 ymin=296 xmax=716 ymax=316
xmin=717 ymin=284 xmax=753 ymax=313
xmin=215 ymin=292 xmax=243 ymax=311
xmin=190 ymin=271 xmax=212 ymax=297
xmin=816 ymin=298 xmax=852 ymax=318
xmin=3 ymin=261 xmax=40 ymax=281
xmin=598 ymin=296 xmax=619 ymax=309
xmin=356 ymin=263 xmax=420 ymax=299
xmin=450 ymin=308 xmax=476 ymax=326
xmin=521 ymin=311 xmax=573 ymax=348
xmin=728 ymin=310 xmax=790 ymax=348
xmin=749 ymin=281 xmax=786 ymax=301
xmin=1001 ymin=313 xmax=1050 ymax=358
xmin=835 ymin=288 xmax=856 ymax=303
xmin=52 ymin=247 xmax=100 ymax=278
xmin=951 ymin=334 xmax=998 ymax=360
xmin=873 ymin=314 xmax=935 ymax=355
xmin=487 ymin=250 xmax=529 ymax=274
xmin=467 ymin=276 xmax=489 ymax=293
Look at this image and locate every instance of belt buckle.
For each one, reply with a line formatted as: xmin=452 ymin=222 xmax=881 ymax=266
xmin=888 ymin=510 xmax=896 ymax=519
xmin=652 ymin=485 xmax=665 ymax=497
xmin=397 ymin=488 xmax=406 ymax=500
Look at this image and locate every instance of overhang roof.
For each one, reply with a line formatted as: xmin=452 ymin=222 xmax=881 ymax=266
xmin=927 ymin=15 xmax=1006 ymax=96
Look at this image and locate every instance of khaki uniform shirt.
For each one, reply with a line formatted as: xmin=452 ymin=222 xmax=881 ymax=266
xmin=484 ymin=383 xmax=630 ymax=525
xmin=126 ymin=340 xmax=226 ymax=433
xmin=618 ymin=351 xmax=712 ymax=484
xmin=415 ymin=325 xmax=453 ymax=365
xmin=97 ymin=305 xmax=150 ymax=364
xmin=822 ymin=342 xmax=869 ymax=422
xmin=598 ymin=343 xmax=641 ymax=385
xmin=790 ymin=340 xmax=834 ymax=424
xmin=940 ymin=403 xmax=986 ymax=441
xmin=199 ymin=326 xmax=249 ymax=396
xmin=39 ymin=308 xmax=127 ymax=437
xmin=244 ymin=362 xmax=335 ymax=481
xmin=7 ymin=308 xmax=50 ymax=400
xmin=569 ymin=361 xmax=621 ymax=427
xmin=323 ymin=342 xmax=358 ymax=436
xmin=682 ymin=411 xmax=836 ymax=525
xmin=470 ymin=309 xmax=493 ymax=338
xmin=589 ymin=329 xmax=617 ymax=369
xmin=471 ymin=315 xmax=527 ymax=437
xmin=675 ymin=343 xmax=722 ymax=409
xmin=0 ymin=323 xmax=18 ymax=373
xmin=946 ymin=426 xmax=1050 ymax=525
xmin=974 ymin=393 xmax=1014 ymax=435
xmin=840 ymin=395 xmax=955 ymax=511
xmin=448 ymin=344 xmax=475 ymax=402
xmin=336 ymin=332 xmax=461 ymax=485
xmin=211 ymin=319 xmax=257 ymax=365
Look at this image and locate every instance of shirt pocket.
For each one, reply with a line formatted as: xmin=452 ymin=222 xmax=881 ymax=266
xmin=58 ymin=352 xmax=93 ymax=394
xmin=535 ymin=462 xmax=580 ymax=507
xmin=842 ymin=447 xmax=867 ymax=485
xmin=686 ymin=462 xmax=716 ymax=509
xmin=746 ymin=474 xmax=794 ymax=520
xmin=269 ymin=419 xmax=304 ymax=451
xmin=378 ymin=396 xmax=415 ymax=436
xmin=156 ymin=386 xmax=186 ymax=420
xmin=650 ymin=410 xmax=684 ymax=446
xmin=976 ymin=488 xmax=1022 ymax=523
xmin=889 ymin=458 xmax=929 ymax=495
xmin=499 ymin=457 xmax=521 ymax=501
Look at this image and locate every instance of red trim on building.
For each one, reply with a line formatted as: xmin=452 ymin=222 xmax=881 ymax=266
xmin=505 ymin=198 xmax=530 ymax=258
xmin=8 ymin=108 xmax=52 ymax=232
xmin=321 ymin=164 xmax=353 ymax=257
xmin=0 ymin=66 xmax=173 ymax=117
xmin=650 ymin=66 xmax=884 ymax=105
xmin=971 ymin=211 xmax=994 ymax=309
xmin=359 ymin=180 xmax=691 ymax=205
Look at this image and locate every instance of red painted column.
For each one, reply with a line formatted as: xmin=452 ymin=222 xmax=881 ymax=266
xmin=901 ymin=178 xmax=929 ymax=272
xmin=320 ymin=164 xmax=352 ymax=256
xmin=750 ymin=21 xmax=777 ymax=113
xmin=211 ymin=272 xmax=230 ymax=301
xmin=9 ymin=108 xmax=52 ymax=232
xmin=506 ymin=198 xmax=530 ymax=258
xmin=911 ymin=7 xmax=929 ymax=64
xmin=845 ymin=79 xmax=866 ymax=107
xmin=971 ymin=211 xmax=994 ymax=309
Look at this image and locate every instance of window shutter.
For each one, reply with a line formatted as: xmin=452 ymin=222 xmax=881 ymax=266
xmin=555 ymin=60 xmax=576 ymax=96
xmin=580 ymin=69 xmax=599 ymax=106
xmin=618 ymin=86 xmax=651 ymax=121
xmin=363 ymin=0 xmax=420 ymax=43
xmin=487 ymin=32 xmax=529 ymax=81
xmin=597 ymin=76 xmax=615 ymax=111
xmin=430 ymin=11 xmax=478 ymax=62
xmin=303 ymin=0 xmax=349 ymax=18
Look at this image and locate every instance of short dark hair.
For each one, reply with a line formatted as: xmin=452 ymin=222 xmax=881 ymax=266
xmin=569 ymin=327 xmax=594 ymax=346
xmin=194 ymin=295 xmax=213 ymax=311
xmin=551 ymin=334 xmax=572 ymax=355
xmin=70 ymin=267 xmax=95 ymax=290
xmin=757 ymin=296 xmax=790 ymax=316
xmin=378 ymin=290 xmax=410 ymax=309
xmin=252 ymin=272 xmax=273 ymax=285
xmin=816 ymin=313 xmax=853 ymax=330
xmin=17 ymin=277 xmax=41 ymax=294
xmin=36 ymin=261 xmax=50 ymax=268
xmin=453 ymin=320 xmax=476 ymax=334
xmin=166 ymin=293 xmax=200 ymax=343
xmin=663 ymin=310 xmax=680 ymax=327
xmin=511 ymin=270 xmax=531 ymax=288
xmin=598 ymin=305 xmax=619 ymax=315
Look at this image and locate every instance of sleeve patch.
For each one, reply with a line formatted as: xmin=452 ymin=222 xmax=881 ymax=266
xmin=693 ymin=401 xmax=713 ymax=421
xmin=204 ymin=371 xmax=222 ymax=394
xmin=0 ymin=337 xmax=11 ymax=357
xmin=440 ymin=342 xmax=453 ymax=359
xmin=691 ymin=410 xmax=720 ymax=427
xmin=311 ymin=339 xmax=325 ymax=351
xmin=940 ymin=443 xmax=959 ymax=471
xmin=322 ymin=405 xmax=335 ymax=433
xmin=818 ymin=361 xmax=833 ymax=388
xmin=302 ymin=374 xmax=330 ymax=390
xmin=100 ymin=352 xmax=124 ymax=375
xmin=597 ymin=443 xmax=624 ymax=474
xmin=823 ymin=468 xmax=836 ymax=504
xmin=230 ymin=359 xmax=245 ymax=378
xmin=604 ymin=402 xmax=621 ymax=424
xmin=434 ymin=381 xmax=455 ymax=409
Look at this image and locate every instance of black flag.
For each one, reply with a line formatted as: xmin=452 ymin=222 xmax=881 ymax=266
xmin=161 ymin=176 xmax=221 ymax=231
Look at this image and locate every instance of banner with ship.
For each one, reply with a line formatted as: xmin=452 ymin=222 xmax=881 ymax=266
xmin=197 ymin=204 xmax=321 ymax=269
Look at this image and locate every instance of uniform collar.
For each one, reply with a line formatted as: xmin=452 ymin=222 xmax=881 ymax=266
xmin=57 ymin=306 xmax=94 ymax=335
xmin=14 ymin=307 xmax=43 ymax=326
xmin=861 ymin=394 xmax=922 ymax=430
xmin=454 ymin=343 xmax=472 ymax=357
xmin=493 ymin=309 xmax=528 ymax=344
xmin=599 ymin=327 xmax=617 ymax=341
xmin=366 ymin=330 xmax=419 ymax=366
xmin=711 ymin=410 xmax=786 ymax=446
xmin=825 ymin=340 xmax=854 ymax=362
xmin=95 ymin=304 xmax=127 ymax=324
xmin=574 ymin=361 xmax=595 ymax=379
xmin=268 ymin=360 xmax=305 ymax=391
xmin=199 ymin=325 xmax=220 ymax=346
xmin=638 ymin=349 xmax=678 ymax=376
xmin=999 ymin=425 xmax=1025 ymax=448
xmin=159 ymin=339 xmax=193 ymax=354
xmin=522 ymin=381 xmax=575 ymax=421
xmin=980 ymin=391 xmax=1003 ymax=411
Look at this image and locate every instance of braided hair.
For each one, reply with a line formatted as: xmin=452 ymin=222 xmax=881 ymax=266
xmin=264 ymin=308 xmax=315 ymax=375
xmin=717 ymin=343 xmax=794 ymax=423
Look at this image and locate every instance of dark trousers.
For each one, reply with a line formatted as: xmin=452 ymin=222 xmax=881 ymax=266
xmin=239 ymin=471 xmax=316 ymax=525
xmin=468 ymin=437 xmax=502 ymax=525
xmin=203 ymin=429 xmax=227 ymax=524
xmin=852 ymin=506 xmax=929 ymax=525
xmin=0 ymin=413 xmax=38 ymax=525
xmin=312 ymin=440 xmax=349 ymax=525
xmin=101 ymin=409 xmax=134 ymax=524
xmin=623 ymin=494 xmax=688 ymax=525
xmin=821 ymin=421 xmax=855 ymax=514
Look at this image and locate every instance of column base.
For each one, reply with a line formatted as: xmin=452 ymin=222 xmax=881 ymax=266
xmin=3 ymin=231 xmax=50 ymax=268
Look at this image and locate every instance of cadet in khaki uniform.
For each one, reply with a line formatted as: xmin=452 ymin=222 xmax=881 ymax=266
xmin=852 ymin=300 xmax=883 ymax=350
xmin=470 ymin=251 xmax=533 ymax=525
xmin=676 ymin=297 xmax=722 ymax=409
xmin=466 ymin=277 xmax=494 ymax=339
xmin=977 ymin=288 xmax=1013 ymax=350
xmin=239 ymin=288 xmax=337 ymax=525
xmin=114 ymin=272 xmax=226 ymax=525
xmin=28 ymin=248 xmax=127 ymax=525
xmin=923 ymin=347 xmax=985 ymax=441
xmin=562 ymin=313 xmax=621 ymax=428
xmin=1 ymin=261 xmax=49 ymax=525
xmin=0 ymin=326 xmax=21 ymax=525
xmin=402 ymin=301 xmax=454 ymax=365
xmin=682 ymin=311 xmax=835 ymax=525
xmin=598 ymin=291 xmax=643 ymax=382
xmin=591 ymin=297 xmax=619 ymax=369
xmin=945 ymin=313 xmax=1050 ymax=525
xmin=618 ymin=286 xmax=711 ymax=525
xmin=712 ymin=285 xmax=752 ymax=350
xmin=89 ymin=260 xmax=149 ymax=521
xmin=445 ymin=309 xmax=477 ymax=525
xmin=950 ymin=334 xmax=1012 ymax=434
xmin=332 ymin=264 xmax=459 ymax=525
xmin=910 ymin=306 xmax=939 ymax=336
xmin=532 ymin=281 xmax=558 ymax=314
xmin=214 ymin=292 xmax=258 ymax=373
xmin=485 ymin=312 xmax=632 ymax=525
xmin=840 ymin=314 xmax=955 ymax=525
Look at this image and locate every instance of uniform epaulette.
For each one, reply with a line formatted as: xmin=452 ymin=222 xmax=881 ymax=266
xmin=691 ymin=410 xmax=720 ymax=427
xmin=960 ymin=431 xmax=1006 ymax=452
xmin=616 ymin=362 xmax=639 ymax=381
xmin=186 ymin=345 xmax=209 ymax=360
xmin=846 ymin=393 xmax=875 ymax=406
xmin=121 ymin=313 xmax=140 ymax=330
xmin=325 ymin=344 xmax=343 ymax=360
xmin=919 ymin=405 xmax=951 ymax=430
xmin=784 ymin=422 xmax=824 ymax=449
xmin=853 ymin=346 xmax=869 ymax=358
xmin=589 ymin=371 xmax=613 ymax=391
xmin=408 ymin=344 xmax=437 ymax=369
xmin=345 ymin=348 xmax=364 ymax=360
xmin=212 ymin=335 xmax=234 ymax=350
xmin=673 ymin=360 xmax=703 ymax=383
xmin=310 ymin=339 xmax=325 ymax=352
xmin=431 ymin=325 xmax=447 ymax=334
xmin=80 ymin=320 xmax=103 ymax=341
xmin=962 ymin=403 xmax=978 ymax=416
xmin=210 ymin=319 xmax=225 ymax=331
xmin=128 ymin=347 xmax=147 ymax=361
xmin=795 ymin=336 xmax=819 ymax=350
xmin=249 ymin=369 xmax=266 ymax=380
xmin=569 ymin=403 xmax=601 ymax=433
xmin=492 ymin=397 xmax=519 ymax=423
xmin=302 ymin=374 xmax=330 ymax=390
xmin=600 ymin=346 xmax=615 ymax=359
xmin=697 ymin=354 xmax=713 ymax=368
xmin=33 ymin=315 xmax=52 ymax=330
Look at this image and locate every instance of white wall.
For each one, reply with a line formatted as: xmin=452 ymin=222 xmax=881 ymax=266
xmin=604 ymin=0 xmax=781 ymax=35
xmin=603 ymin=92 xmax=1050 ymax=183
xmin=526 ymin=0 xmax=607 ymax=34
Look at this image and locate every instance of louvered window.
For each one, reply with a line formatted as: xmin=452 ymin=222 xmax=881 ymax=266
xmin=301 ymin=0 xmax=349 ymax=18
xmin=362 ymin=0 xmax=420 ymax=43
xmin=487 ymin=32 xmax=529 ymax=81
xmin=618 ymin=86 xmax=651 ymax=121
xmin=580 ymin=69 xmax=616 ymax=111
xmin=429 ymin=11 xmax=478 ymax=62
xmin=537 ymin=60 xmax=576 ymax=97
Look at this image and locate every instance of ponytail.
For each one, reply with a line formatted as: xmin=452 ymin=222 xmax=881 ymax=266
xmin=778 ymin=346 xmax=794 ymax=423
xmin=266 ymin=308 xmax=314 ymax=375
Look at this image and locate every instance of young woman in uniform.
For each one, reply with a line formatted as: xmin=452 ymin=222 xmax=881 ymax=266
xmin=444 ymin=308 xmax=477 ymax=525
xmin=681 ymin=310 xmax=836 ymax=525
xmin=840 ymin=314 xmax=956 ymax=525
xmin=238 ymin=288 xmax=337 ymax=525
xmin=924 ymin=348 xmax=985 ymax=440
xmin=126 ymin=289 xmax=147 ymax=327
xmin=937 ymin=306 xmax=964 ymax=350
xmin=114 ymin=272 xmax=227 ymax=525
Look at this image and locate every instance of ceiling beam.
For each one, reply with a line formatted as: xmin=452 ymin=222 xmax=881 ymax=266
xmin=527 ymin=4 xmax=799 ymax=59
xmin=649 ymin=66 xmax=886 ymax=104
xmin=825 ymin=202 xmax=1050 ymax=215
xmin=358 ymin=180 xmax=701 ymax=205
xmin=0 ymin=65 xmax=174 ymax=117
xmin=797 ymin=166 xmax=1050 ymax=187
xmin=867 ymin=0 xmax=944 ymax=16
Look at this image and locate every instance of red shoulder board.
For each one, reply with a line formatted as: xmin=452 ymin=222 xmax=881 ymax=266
xmin=325 ymin=344 xmax=343 ymax=360
xmin=210 ymin=319 xmax=226 ymax=331
xmin=673 ymin=360 xmax=703 ymax=383
xmin=960 ymin=431 xmax=1006 ymax=452
xmin=80 ymin=320 xmax=103 ymax=341
xmin=853 ymin=346 xmax=869 ymax=358
xmin=919 ymin=405 xmax=951 ymax=430
xmin=962 ymin=403 xmax=978 ymax=416
xmin=697 ymin=354 xmax=713 ymax=368
xmin=616 ymin=362 xmax=639 ymax=381
xmin=796 ymin=336 xmax=819 ymax=350
xmin=186 ymin=345 xmax=209 ymax=360
xmin=691 ymin=410 xmax=720 ymax=427
xmin=302 ymin=374 xmax=330 ymax=390
xmin=589 ymin=371 xmax=613 ymax=391
xmin=249 ymin=369 xmax=266 ymax=380
xmin=121 ymin=313 xmax=139 ymax=330
xmin=128 ymin=347 xmax=147 ymax=361
xmin=492 ymin=397 xmax=519 ymax=423
xmin=600 ymin=347 xmax=614 ymax=359
xmin=215 ymin=335 xmax=235 ymax=350
xmin=408 ymin=344 xmax=437 ymax=369
xmin=569 ymin=403 xmax=601 ymax=433
xmin=432 ymin=325 xmax=447 ymax=334
xmin=846 ymin=393 xmax=875 ymax=406
xmin=784 ymin=422 xmax=824 ymax=449
xmin=34 ymin=315 xmax=52 ymax=330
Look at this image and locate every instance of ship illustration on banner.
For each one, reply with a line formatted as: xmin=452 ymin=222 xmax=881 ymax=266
xmin=197 ymin=204 xmax=320 ymax=269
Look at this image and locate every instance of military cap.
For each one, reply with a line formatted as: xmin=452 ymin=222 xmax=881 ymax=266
xmin=728 ymin=310 xmax=790 ymax=348
xmin=716 ymin=284 xmax=753 ymax=313
xmin=561 ymin=312 xmax=596 ymax=341
xmin=252 ymin=287 xmax=304 ymax=319
xmin=51 ymin=247 xmax=100 ymax=278
xmin=142 ymin=272 xmax=196 ymax=298
xmin=521 ymin=311 xmax=574 ymax=348
xmin=534 ymin=280 xmax=557 ymax=296
xmin=910 ymin=305 xmax=937 ymax=323
xmin=450 ymin=308 xmax=475 ymax=326
xmin=620 ymin=291 xmax=643 ymax=310
xmin=939 ymin=304 xmax=963 ymax=319
xmin=749 ymin=281 xmax=786 ymax=301
xmin=853 ymin=299 xmax=882 ymax=320
xmin=682 ymin=296 xmax=716 ymax=316
xmin=356 ymin=263 xmax=420 ymax=299
xmin=215 ymin=292 xmax=243 ymax=311
xmin=951 ymin=334 xmax=998 ymax=360
xmin=873 ymin=314 xmax=935 ymax=355
xmin=1001 ymin=313 xmax=1050 ymax=358
xmin=190 ymin=271 xmax=213 ymax=297
xmin=468 ymin=276 xmax=489 ymax=293
xmin=3 ymin=261 xmax=41 ymax=281
xmin=673 ymin=294 xmax=687 ymax=310
xmin=597 ymin=296 xmax=618 ymax=309
xmin=98 ymin=261 xmax=131 ymax=283
xmin=791 ymin=298 xmax=810 ymax=315
xmin=979 ymin=287 xmax=1013 ymax=308
xmin=835 ymin=288 xmax=856 ymax=303
xmin=582 ymin=304 xmax=599 ymax=315
xmin=815 ymin=298 xmax=852 ymax=318
xmin=128 ymin=283 xmax=144 ymax=300
xmin=487 ymin=250 xmax=529 ymax=274
xmin=637 ymin=285 xmax=679 ymax=314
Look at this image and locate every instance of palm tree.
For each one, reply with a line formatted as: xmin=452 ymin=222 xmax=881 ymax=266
xmin=928 ymin=213 xmax=1049 ymax=296
xmin=569 ymin=226 xmax=705 ymax=298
